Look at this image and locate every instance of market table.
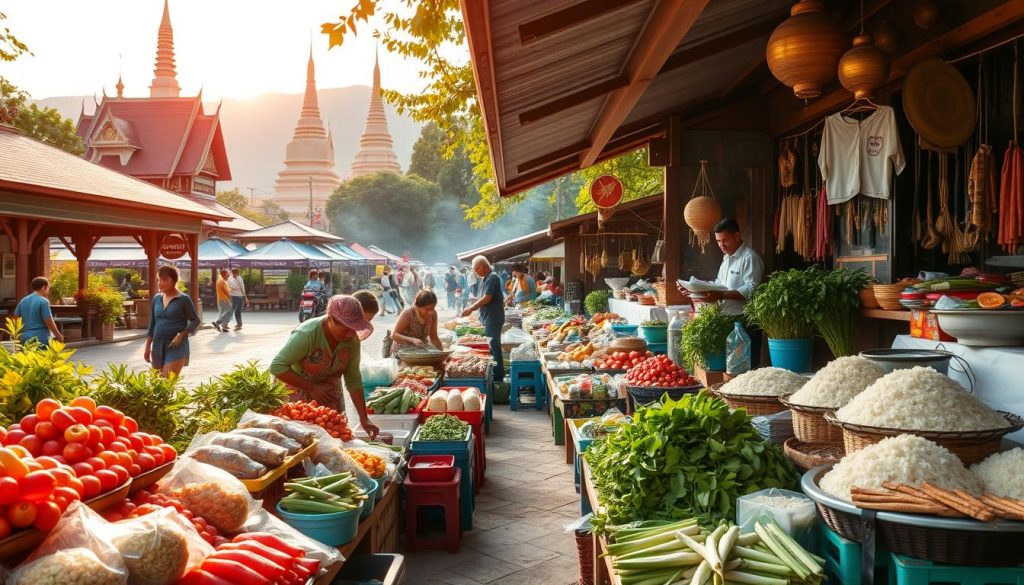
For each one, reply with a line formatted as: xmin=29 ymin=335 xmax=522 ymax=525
xmin=581 ymin=460 xmax=620 ymax=585
xmin=892 ymin=335 xmax=1024 ymax=444
xmin=607 ymin=298 xmax=667 ymax=325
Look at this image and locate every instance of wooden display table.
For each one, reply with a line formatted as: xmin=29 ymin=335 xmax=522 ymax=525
xmin=581 ymin=460 xmax=620 ymax=585
xmin=314 ymin=473 xmax=401 ymax=584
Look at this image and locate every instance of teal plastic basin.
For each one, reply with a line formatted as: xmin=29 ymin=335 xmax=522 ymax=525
xmin=276 ymin=499 xmax=363 ymax=546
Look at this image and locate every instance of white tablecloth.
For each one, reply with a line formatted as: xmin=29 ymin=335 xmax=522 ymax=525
xmin=893 ymin=335 xmax=1024 ymax=445
xmin=607 ymin=299 xmax=691 ymax=325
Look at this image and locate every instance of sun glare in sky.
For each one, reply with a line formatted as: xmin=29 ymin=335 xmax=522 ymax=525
xmin=2 ymin=0 xmax=432 ymax=100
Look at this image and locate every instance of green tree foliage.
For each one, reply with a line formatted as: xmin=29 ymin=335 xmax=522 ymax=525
xmin=1 ymin=78 xmax=84 ymax=155
xmin=0 ymin=11 xmax=29 ymax=63
xmin=215 ymin=187 xmax=286 ymax=227
xmin=574 ymin=148 xmax=662 ymax=213
xmin=326 ymin=172 xmax=440 ymax=256
xmin=259 ymin=200 xmax=291 ymax=224
xmin=409 ymin=122 xmax=477 ymax=203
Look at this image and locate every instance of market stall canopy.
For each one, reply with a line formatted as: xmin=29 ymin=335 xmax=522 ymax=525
xmin=191 ymin=237 xmax=249 ymax=267
xmin=230 ymin=238 xmax=333 ymax=268
xmin=456 ymin=229 xmax=555 ymax=263
xmin=347 ymin=242 xmax=388 ymax=263
xmin=368 ymin=245 xmax=403 ymax=263
xmin=325 ymin=243 xmax=371 ymax=264
xmin=234 ymin=220 xmax=343 ymax=245
xmin=530 ymin=241 xmax=565 ymax=261
xmin=49 ymin=236 xmax=250 ymax=269
xmin=310 ymin=243 xmax=358 ymax=266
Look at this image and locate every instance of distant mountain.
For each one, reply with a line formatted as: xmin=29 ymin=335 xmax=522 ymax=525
xmin=33 ymin=86 xmax=422 ymax=195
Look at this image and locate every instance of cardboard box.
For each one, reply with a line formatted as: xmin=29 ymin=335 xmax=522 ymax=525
xmin=910 ymin=309 xmax=954 ymax=341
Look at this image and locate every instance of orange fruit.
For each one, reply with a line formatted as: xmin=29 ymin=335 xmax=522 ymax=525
xmin=977 ymin=292 xmax=1006 ymax=310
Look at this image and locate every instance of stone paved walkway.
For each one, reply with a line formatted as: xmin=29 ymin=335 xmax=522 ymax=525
xmin=407 ymin=406 xmax=581 ymax=585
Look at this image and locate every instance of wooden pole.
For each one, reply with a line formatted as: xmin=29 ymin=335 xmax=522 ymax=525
xmin=187 ymin=234 xmax=201 ymax=321
xmin=663 ymin=116 xmax=685 ymax=306
xmin=144 ymin=232 xmax=160 ymax=299
xmin=14 ymin=219 xmax=30 ymax=301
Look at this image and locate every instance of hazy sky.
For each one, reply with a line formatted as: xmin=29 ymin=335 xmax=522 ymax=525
xmin=2 ymin=0 xmax=439 ymax=100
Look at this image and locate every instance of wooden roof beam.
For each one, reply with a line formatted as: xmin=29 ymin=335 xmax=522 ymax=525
xmin=519 ymin=0 xmax=645 ymax=45
xmin=460 ymin=0 xmax=506 ymax=192
xmin=579 ymin=0 xmax=710 ymax=168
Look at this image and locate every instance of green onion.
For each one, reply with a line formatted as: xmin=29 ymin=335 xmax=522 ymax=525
xmin=722 ymin=570 xmax=788 ymax=585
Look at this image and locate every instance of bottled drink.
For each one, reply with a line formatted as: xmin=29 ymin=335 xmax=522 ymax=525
xmin=667 ymin=310 xmax=687 ymax=368
xmin=726 ymin=321 xmax=751 ymax=375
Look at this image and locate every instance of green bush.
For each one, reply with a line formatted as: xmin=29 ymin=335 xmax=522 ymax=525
xmin=105 ymin=268 xmax=141 ymax=288
xmin=48 ymin=262 xmax=115 ymax=302
xmin=75 ymin=286 xmax=125 ymax=324
xmin=584 ymin=289 xmax=613 ymax=315
xmin=286 ymin=271 xmax=307 ymax=300
xmin=88 ymin=364 xmax=190 ymax=440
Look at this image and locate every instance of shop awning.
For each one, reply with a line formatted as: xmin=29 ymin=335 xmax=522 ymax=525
xmin=348 ymin=243 xmax=388 ymax=262
xmin=230 ymin=238 xmax=333 ymax=268
xmin=548 ymin=193 xmax=664 ymax=238
xmin=456 ymin=229 xmax=555 ymax=263
xmin=50 ymin=236 xmax=249 ymax=269
xmin=235 ymin=220 xmax=343 ymax=244
xmin=530 ymin=241 xmax=564 ymax=261
xmin=368 ymin=245 xmax=403 ymax=263
xmin=323 ymin=243 xmax=370 ymax=264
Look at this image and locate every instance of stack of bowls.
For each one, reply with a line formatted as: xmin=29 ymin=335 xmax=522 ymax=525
xmin=872 ymin=283 xmax=908 ymax=310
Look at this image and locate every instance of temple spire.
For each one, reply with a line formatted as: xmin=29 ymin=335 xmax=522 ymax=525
xmin=351 ymin=49 xmax=401 ymax=176
xmin=115 ymin=73 xmax=124 ymax=98
xmin=150 ymin=0 xmax=181 ymax=98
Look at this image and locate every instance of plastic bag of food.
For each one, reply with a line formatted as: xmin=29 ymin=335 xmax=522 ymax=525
xmin=360 ymin=356 xmax=399 ymax=388
xmin=230 ymin=427 xmax=302 ymax=454
xmin=9 ymin=501 xmax=127 ymax=585
xmin=501 ymin=327 xmax=532 ymax=345
xmin=736 ymin=488 xmax=818 ymax=550
xmin=240 ymin=509 xmax=344 ymax=568
xmin=510 ymin=343 xmax=539 ymax=362
xmin=156 ymin=457 xmax=259 ymax=534
xmin=102 ymin=506 xmax=213 ymax=585
xmin=187 ymin=444 xmax=267 ymax=480
xmin=311 ymin=436 xmax=374 ymax=483
xmin=238 ymin=411 xmax=319 ymax=446
xmin=208 ymin=432 xmax=289 ymax=467
xmin=343 ymin=444 xmax=398 ymax=482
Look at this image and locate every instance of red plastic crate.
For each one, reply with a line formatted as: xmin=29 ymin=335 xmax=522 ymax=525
xmin=408 ymin=455 xmax=456 ymax=482
xmin=419 ymin=389 xmax=486 ymax=425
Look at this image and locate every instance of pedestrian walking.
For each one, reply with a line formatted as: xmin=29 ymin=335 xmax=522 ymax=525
xmin=13 ymin=276 xmax=63 ymax=347
xmin=211 ymin=268 xmax=233 ymax=332
xmin=228 ymin=268 xmax=248 ymax=331
xmin=444 ymin=266 xmax=458 ymax=311
xmin=402 ymin=265 xmax=420 ymax=305
xmin=456 ymin=267 xmax=469 ymax=314
xmin=144 ymin=265 xmax=200 ymax=378
xmin=423 ymin=269 xmax=436 ymax=292
xmin=461 ymin=255 xmax=506 ymax=383
xmin=379 ymin=269 xmax=399 ymax=315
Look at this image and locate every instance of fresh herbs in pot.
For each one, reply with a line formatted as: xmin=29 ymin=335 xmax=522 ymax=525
xmin=681 ymin=303 xmax=734 ymax=370
xmin=584 ymin=391 xmax=797 ymax=530
xmin=743 ymin=268 xmax=819 ymax=340
xmin=584 ymin=290 xmax=614 ymax=315
xmin=809 ymin=268 xmax=870 ymax=358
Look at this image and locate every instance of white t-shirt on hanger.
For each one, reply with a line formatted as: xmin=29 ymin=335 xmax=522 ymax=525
xmin=818 ymin=105 xmax=905 ymax=204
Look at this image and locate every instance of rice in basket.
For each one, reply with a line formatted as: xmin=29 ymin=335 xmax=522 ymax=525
xmin=719 ymin=367 xmax=805 ymax=397
xmin=788 ymin=356 xmax=885 ymax=409
xmin=971 ymin=448 xmax=1024 ymax=500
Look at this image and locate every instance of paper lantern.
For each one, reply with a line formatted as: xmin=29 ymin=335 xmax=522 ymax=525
xmin=873 ymin=19 xmax=901 ymax=53
xmin=685 ymin=161 xmax=722 ymax=252
xmin=767 ymin=0 xmax=846 ymax=99
xmin=838 ymin=34 xmax=891 ymax=100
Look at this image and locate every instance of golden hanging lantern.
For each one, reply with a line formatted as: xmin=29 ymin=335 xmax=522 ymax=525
xmin=873 ymin=18 xmax=901 ymax=53
xmin=766 ymin=0 xmax=846 ymax=99
xmin=684 ymin=161 xmax=722 ymax=253
xmin=838 ymin=34 xmax=891 ymax=100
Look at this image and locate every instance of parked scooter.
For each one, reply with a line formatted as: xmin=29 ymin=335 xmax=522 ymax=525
xmin=298 ymin=286 xmax=327 ymax=322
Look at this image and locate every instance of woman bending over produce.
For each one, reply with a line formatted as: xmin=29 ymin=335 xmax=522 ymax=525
xmin=270 ymin=295 xmax=380 ymax=439
xmin=391 ymin=290 xmax=443 ymax=354
xmin=144 ymin=265 xmax=200 ymax=378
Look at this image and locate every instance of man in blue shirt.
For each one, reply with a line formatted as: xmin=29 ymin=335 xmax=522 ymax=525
xmin=462 ymin=255 xmax=506 ymax=382
xmin=14 ymin=277 xmax=63 ymax=347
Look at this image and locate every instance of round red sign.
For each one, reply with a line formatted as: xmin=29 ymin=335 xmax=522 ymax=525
xmin=590 ymin=175 xmax=624 ymax=209
xmin=160 ymin=235 xmax=188 ymax=260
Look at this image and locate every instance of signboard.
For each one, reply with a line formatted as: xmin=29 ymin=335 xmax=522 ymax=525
xmin=590 ymin=175 xmax=623 ymax=209
xmin=264 ymin=269 xmax=289 ymax=285
xmin=160 ymin=235 xmax=188 ymax=260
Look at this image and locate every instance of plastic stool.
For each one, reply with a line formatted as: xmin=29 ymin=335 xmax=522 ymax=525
xmin=509 ymin=361 xmax=545 ymax=411
xmin=403 ymin=469 xmax=462 ymax=553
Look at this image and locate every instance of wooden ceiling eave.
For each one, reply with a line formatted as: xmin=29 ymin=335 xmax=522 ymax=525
xmin=460 ymin=0 xmax=506 ymax=191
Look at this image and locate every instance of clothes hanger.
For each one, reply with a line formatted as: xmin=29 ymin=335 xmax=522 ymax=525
xmin=840 ymin=96 xmax=881 ymax=117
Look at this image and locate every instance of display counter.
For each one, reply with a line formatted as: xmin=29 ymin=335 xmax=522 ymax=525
xmin=892 ymin=335 xmax=1024 ymax=444
xmin=607 ymin=299 xmax=689 ymax=325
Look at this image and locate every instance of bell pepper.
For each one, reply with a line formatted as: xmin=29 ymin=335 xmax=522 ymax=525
xmin=233 ymin=532 xmax=304 ymax=558
xmin=210 ymin=549 xmax=286 ymax=581
xmin=201 ymin=558 xmax=272 ymax=585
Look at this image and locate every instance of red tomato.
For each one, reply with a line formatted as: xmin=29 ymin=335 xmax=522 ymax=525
xmin=99 ymin=426 xmax=116 ymax=446
xmin=93 ymin=406 xmax=124 ymax=427
xmin=49 ymin=468 xmax=72 ymax=487
xmin=63 ymin=424 xmax=89 ymax=444
xmin=69 ymin=396 xmax=97 ymax=413
xmin=50 ymin=409 xmax=76 ymax=431
xmin=108 ymin=464 xmax=129 ymax=485
xmin=108 ymin=441 xmax=127 ymax=454
xmin=72 ymin=462 xmax=94 ymax=477
xmin=34 ymin=456 xmax=58 ymax=470
xmin=116 ymin=452 xmax=133 ymax=468
xmin=34 ymin=421 xmax=58 ymax=442
xmin=160 ymin=445 xmax=176 ymax=462
xmin=4 ymin=429 xmax=26 ymax=446
xmin=35 ymin=399 xmax=61 ymax=422
xmin=32 ymin=501 xmax=61 ymax=531
xmin=86 ymin=425 xmax=102 ymax=447
xmin=94 ymin=469 xmax=118 ymax=492
xmin=0 ymin=477 xmax=20 ymax=506
xmin=0 ymin=516 xmax=11 ymax=539
xmin=127 ymin=435 xmax=145 ymax=452
xmin=6 ymin=500 xmax=36 ymax=528
xmin=63 ymin=443 xmax=88 ymax=464
xmin=66 ymin=407 xmax=92 ymax=425
xmin=67 ymin=476 xmax=86 ymax=498
xmin=54 ymin=486 xmax=79 ymax=503
xmin=137 ymin=453 xmax=156 ymax=472
xmin=85 ymin=457 xmax=106 ymax=472
xmin=18 ymin=435 xmax=42 ymax=457
xmin=123 ymin=417 xmax=139 ymax=434
xmin=129 ymin=463 xmax=142 ymax=476
xmin=40 ymin=440 xmax=62 ymax=457
xmin=93 ymin=419 xmax=113 ymax=429
xmin=19 ymin=414 xmax=39 ymax=434
xmin=97 ymin=451 xmax=118 ymax=468
xmin=80 ymin=475 xmax=101 ymax=498
xmin=115 ymin=425 xmax=130 ymax=438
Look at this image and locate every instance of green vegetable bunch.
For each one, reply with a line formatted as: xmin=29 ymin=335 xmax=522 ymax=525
xmin=807 ymin=268 xmax=870 ymax=358
xmin=640 ymin=320 xmax=667 ymax=328
xmin=418 ymin=414 xmax=469 ymax=441
xmin=0 ymin=319 xmax=91 ymax=425
xmin=584 ymin=391 xmax=797 ymax=530
xmin=743 ymin=268 xmax=819 ymax=340
xmin=88 ymin=364 xmax=191 ymax=440
xmin=584 ymin=290 xmax=614 ymax=315
xmin=534 ymin=307 xmax=568 ymax=321
xmin=681 ymin=303 xmax=734 ymax=370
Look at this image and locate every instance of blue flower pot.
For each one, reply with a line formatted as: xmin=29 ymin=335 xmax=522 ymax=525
xmin=703 ymin=351 xmax=726 ymax=372
xmin=767 ymin=338 xmax=813 ymax=373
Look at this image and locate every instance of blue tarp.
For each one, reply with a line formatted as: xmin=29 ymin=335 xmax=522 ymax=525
xmin=323 ymin=243 xmax=369 ymax=263
xmin=230 ymin=238 xmax=334 ymax=268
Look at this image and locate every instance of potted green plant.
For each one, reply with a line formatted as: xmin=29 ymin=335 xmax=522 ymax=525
xmin=76 ymin=287 xmax=125 ymax=341
xmin=744 ymin=267 xmax=819 ymax=372
xmin=584 ymin=289 xmax=613 ymax=316
xmin=681 ymin=302 xmax=734 ymax=371
xmin=809 ymin=268 xmax=870 ymax=358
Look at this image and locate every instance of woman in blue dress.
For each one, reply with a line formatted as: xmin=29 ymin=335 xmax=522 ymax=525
xmin=144 ymin=265 xmax=200 ymax=377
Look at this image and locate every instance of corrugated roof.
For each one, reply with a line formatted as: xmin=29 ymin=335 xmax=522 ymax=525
xmin=236 ymin=220 xmax=342 ymax=243
xmin=0 ymin=127 xmax=228 ymax=221
xmin=204 ymin=202 xmax=265 ymax=233
xmin=456 ymin=229 xmax=553 ymax=262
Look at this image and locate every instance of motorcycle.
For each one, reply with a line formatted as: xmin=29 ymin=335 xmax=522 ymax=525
xmin=298 ymin=287 xmax=327 ymax=322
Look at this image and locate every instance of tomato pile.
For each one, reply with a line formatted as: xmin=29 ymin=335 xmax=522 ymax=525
xmin=0 ymin=397 xmax=176 ymax=537
xmin=272 ymin=401 xmax=353 ymax=440
xmin=179 ymin=532 xmax=321 ymax=585
xmin=594 ymin=350 xmax=653 ymax=370
xmin=110 ymin=488 xmax=228 ymax=546
xmin=624 ymin=355 xmax=698 ymax=388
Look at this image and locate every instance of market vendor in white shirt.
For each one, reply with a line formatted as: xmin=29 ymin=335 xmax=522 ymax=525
xmin=676 ymin=218 xmax=765 ymax=366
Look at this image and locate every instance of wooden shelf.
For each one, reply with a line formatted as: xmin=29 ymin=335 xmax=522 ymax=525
xmin=860 ymin=308 xmax=911 ymax=322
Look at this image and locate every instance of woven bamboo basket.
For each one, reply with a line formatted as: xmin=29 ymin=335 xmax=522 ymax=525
xmin=780 ymin=397 xmax=844 ymax=445
xmin=824 ymin=411 xmax=1024 ymax=466
xmin=783 ymin=438 xmax=843 ymax=472
xmin=872 ymin=283 xmax=907 ymax=310
xmin=710 ymin=384 xmax=790 ymax=416
xmin=858 ymin=286 xmax=880 ymax=309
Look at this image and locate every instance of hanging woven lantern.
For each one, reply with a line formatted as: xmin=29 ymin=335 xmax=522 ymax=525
xmin=684 ymin=161 xmax=722 ymax=252
xmin=838 ymin=34 xmax=891 ymax=100
xmin=766 ymin=0 xmax=846 ymax=99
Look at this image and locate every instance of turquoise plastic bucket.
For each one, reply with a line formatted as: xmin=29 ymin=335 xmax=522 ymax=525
xmin=276 ymin=499 xmax=363 ymax=546
xmin=640 ymin=325 xmax=668 ymax=343
xmin=358 ymin=478 xmax=379 ymax=519
xmin=611 ymin=323 xmax=638 ymax=336
xmin=373 ymin=474 xmax=386 ymax=502
xmin=767 ymin=338 xmax=813 ymax=373
xmin=703 ymin=351 xmax=726 ymax=371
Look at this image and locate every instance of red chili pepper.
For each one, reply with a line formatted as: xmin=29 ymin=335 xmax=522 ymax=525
xmin=294 ymin=556 xmax=320 ymax=575
xmin=210 ymin=549 xmax=286 ymax=581
xmin=279 ymin=569 xmax=302 ymax=585
xmin=201 ymin=558 xmax=272 ymax=585
xmin=177 ymin=569 xmax=234 ymax=585
xmin=217 ymin=540 xmax=296 ymax=570
xmin=232 ymin=532 xmax=304 ymax=558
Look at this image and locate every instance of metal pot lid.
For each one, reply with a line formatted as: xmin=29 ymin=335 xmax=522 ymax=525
xmin=859 ymin=348 xmax=952 ymax=362
xmin=903 ymin=58 xmax=976 ymax=150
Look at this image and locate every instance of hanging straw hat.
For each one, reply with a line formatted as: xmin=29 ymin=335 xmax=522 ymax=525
xmin=903 ymin=58 xmax=976 ymax=151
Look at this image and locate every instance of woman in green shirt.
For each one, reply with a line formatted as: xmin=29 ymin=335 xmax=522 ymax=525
xmin=270 ymin=295 xmax=380 ymax=439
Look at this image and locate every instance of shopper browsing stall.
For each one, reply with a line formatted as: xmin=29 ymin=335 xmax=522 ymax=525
xmin=462 ymin=255 xmax=506 ymax=382
xmin=506 ymin=263 xmax=537 ymax=307
xmin=391 ymin=290 xmax=443 ymax=353
xmin=270 ymin=295 xmax=380 ymax=439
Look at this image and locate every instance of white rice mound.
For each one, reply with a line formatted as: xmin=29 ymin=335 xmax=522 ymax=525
xmin=788 ymin=356 xmax=885 ymax=408
xmin=971 ymin=448 xmax=1024 ymax=500
xmin=835 ymin=366 xmax=1010 ymax=432
xmin=820 ymin=434 xmax=982 ymax=501
xmin=719 ymin=367 xmax=805 ymax=397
